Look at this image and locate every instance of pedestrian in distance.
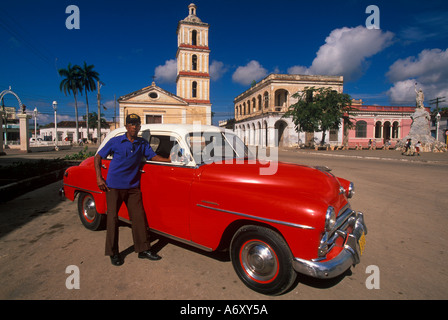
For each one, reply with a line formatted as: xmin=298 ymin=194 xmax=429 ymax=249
xmin=415 ymin=141 xmax=421 ymax=156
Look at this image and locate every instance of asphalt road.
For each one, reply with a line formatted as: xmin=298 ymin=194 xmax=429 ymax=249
xmin=0 ymin=148 xmax=447 ymax=303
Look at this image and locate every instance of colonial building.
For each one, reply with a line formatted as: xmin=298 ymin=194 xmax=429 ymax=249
xmin=118 ymin=3 xmax=211 ymax=126
xmin=233 ymin=74 xmax=344 ymax=147
xmin=348 ymin=100 xmax=431 ymax=149
xmin=231 ymin=74 xmax=427 ymax=149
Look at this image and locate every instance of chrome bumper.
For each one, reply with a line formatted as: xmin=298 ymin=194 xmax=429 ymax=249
xmin=293 ymin=212 xmax=367 ymax=279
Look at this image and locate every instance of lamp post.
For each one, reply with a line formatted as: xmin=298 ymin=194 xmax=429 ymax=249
xmin=436 ymin=112 xmax=441 ymax=142
xmin=33 ymin=107 xmax=38 ymax=141
xmin=52 ymin=101 xmax=58 ymax=149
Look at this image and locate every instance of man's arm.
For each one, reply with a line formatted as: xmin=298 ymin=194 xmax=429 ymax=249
xmin=94 ymin=154 xmax=110 ymax=192
xmin=150 ymin=154 xmax=171 ymax=162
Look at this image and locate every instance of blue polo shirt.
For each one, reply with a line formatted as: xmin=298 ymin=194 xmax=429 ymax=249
xmin=97 ymin=134 xmax=157 ymax=189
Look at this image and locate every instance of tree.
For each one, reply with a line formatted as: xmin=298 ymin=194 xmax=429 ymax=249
xmin=83 ymin=112 xmax=108 ymax=141
xmin=78 ymin=62 xmax=100 ymax=141
xmin=58 ymin=63 xmax=82 ymax=142
xmin=284 ymin=87 xmax=355 ymax=145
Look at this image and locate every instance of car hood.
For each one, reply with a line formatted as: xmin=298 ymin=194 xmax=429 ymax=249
xmin=198 ymin=160 xmax=345 ymax=207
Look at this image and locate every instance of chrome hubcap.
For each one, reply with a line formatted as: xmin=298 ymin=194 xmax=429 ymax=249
xmin=83 ymin=197 xmax=96 ymax=222
xmin=241 ymin=241 xmax=278 ymax=282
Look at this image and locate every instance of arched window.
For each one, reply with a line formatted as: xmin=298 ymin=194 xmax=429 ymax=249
xmin=192 ymin=55 xmax=198 ymax=71
xmin=355 ymin=121 xmax=367 ymax=138
xmin=375 ymin=121 xmax=382 ymax=138
xmin=192 ymin=30 xmax=197 ymax=46
xmin=392 ymin=121 xmax=399 ymax=138
xmin=192 ymin=81 xmax=197 ymax=98
xmin=263 ymin=92 xmax=269 ymax=108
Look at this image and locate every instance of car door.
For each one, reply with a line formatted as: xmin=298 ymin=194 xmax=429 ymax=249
xmin=140 ymin=133 xmax=197 ymax=241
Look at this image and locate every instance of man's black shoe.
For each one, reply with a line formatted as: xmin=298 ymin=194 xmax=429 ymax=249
xmin=110 ymin=254 xmax=124 ymax=266
xmin=138 ymin=250 xmax=162 ymax=261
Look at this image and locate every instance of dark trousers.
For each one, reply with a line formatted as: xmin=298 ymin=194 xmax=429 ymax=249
xmin=105 ymin=188 xmax=151 ymax=256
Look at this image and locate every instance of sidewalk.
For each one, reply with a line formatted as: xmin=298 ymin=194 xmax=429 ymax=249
xmin=280 ymin=147 xmax=448 ymax=165
xmin=1 ymin=144 xmax=448 ymax=166
xmin=0 ymin=145 xmax=99 ymax=166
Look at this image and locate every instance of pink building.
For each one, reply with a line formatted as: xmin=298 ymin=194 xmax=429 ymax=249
xmin=346 ymin=102 xmax=430 ymax=149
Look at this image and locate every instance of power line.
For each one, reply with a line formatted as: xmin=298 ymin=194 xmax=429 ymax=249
xmin=429 ymin=97 xmax=446 ymax=112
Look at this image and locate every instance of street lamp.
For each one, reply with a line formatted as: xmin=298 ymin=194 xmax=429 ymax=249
xmin=52 ymin=101 xmax=58 ymax=149
xmin=436 ymin=112 xmax=441 ymax=142
xmin=33 ymin=107 xmax=38 ymax=142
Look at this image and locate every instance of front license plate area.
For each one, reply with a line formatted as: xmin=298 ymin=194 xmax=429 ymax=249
xmin=358 ymin=232 xmax=366 ymax=255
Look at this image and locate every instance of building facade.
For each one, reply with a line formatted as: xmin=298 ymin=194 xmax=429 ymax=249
xmin=40 ymin=121 xmax=110 ymax=143
xmin=118 ymin=3 xmax=211 ymax=127
xmin=230 ymin=74 xmax=426 ymax=149
xmin=233 ymin=74 xmax=344 ymax=147
xmin=348 ymin=101 xmax=431 ymax=149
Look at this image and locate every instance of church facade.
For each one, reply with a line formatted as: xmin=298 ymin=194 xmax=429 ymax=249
xmin=118 ymin=3 xmax=211 ymax=127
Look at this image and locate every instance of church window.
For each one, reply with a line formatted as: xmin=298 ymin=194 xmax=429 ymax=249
xmin=146 ymin=115 xmax=162 ymax=124
xmin=192 ymin=81 xmax=197 ymax=98
xmin=148 ymin=92 xmax=158 ymax=99
xmin=192 ymin=55 xmax=198 ymax=70
xmin=192 ymin=30 xmax=198 ymax=46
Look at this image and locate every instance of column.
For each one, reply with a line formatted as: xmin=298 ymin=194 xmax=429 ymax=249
xmin=18 ymin=113 xmax=32 ymax=152
xmin=0 ymin=110 xmax=5 ymax=155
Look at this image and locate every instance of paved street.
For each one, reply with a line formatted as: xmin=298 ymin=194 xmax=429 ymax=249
xmin=0 ymin=147 xmax=447 ymax=302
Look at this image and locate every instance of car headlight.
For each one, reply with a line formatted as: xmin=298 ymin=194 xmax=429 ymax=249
xmin=348 ymin=182 xmax=355 ymax=198
xmin=325 ymin=206 xmax=336 ymax=232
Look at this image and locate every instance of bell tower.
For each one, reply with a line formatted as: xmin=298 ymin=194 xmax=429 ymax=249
xmin=176 ymin=3 xmax=211 ymax=109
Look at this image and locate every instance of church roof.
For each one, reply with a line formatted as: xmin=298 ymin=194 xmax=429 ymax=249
xmin=118 ymin=82 xmax=188 ymax=106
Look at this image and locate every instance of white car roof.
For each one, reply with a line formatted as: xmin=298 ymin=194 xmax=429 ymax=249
xmin=98 ymin=123 xmax=229 ymax=152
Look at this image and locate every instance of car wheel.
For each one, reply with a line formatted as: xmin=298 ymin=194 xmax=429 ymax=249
xmin=230 ymin=225 xmax=297 ymax=295
xmin=77 ymin=192 xmax=106 ymax=231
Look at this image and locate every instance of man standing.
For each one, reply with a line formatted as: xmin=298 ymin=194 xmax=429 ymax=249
xmin=94 ymin=114 xmax=170 ymax=266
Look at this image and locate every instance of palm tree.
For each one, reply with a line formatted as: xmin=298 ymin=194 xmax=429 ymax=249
xmin=58 ymin=63 xmax=82 ymax=143
xmin=79 ymin=62 xmax=100 ymax=141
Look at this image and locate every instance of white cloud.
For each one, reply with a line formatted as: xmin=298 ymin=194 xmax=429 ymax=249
xmin=288 ymin=26 xmax=394 ymax=81
xmin=232 ymin=60 xmax=268 ymax=86
xmin=154 ymin=59 xmax=177 ymax=83
xmin=387 ymin=48 xmax=448 ymax=104
xmin=210 ymin=60 xmax=227 ymax=81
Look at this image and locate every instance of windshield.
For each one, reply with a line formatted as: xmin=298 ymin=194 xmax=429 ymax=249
xmin=186 ymin=131 xmax=254 ymax=165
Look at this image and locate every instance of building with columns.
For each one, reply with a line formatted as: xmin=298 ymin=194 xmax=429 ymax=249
xmin=118 ymin=3 xmax=211 ymax=126
xmin=233 ymin=74 xmax=344 ymax=147
xmin=231 ymin=74 xmax=422 ymax=149
xmin=347 ymin=101 xmax=430 ymax=149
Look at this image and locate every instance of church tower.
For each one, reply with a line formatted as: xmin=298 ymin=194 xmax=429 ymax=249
xmin=176 ymin=3 xmax=211 ymax=123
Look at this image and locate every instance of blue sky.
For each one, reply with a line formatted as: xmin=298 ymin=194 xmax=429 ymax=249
xmin=1 ymin=0 xmax=447 ymax=125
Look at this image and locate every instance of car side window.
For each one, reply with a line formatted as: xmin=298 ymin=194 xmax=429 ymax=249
xmin=149 ymin=135 xmax=174 ymax=159
xmin=147 ymin=134 xmax=191 ymax=165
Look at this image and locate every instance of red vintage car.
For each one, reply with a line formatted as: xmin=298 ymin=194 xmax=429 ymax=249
xmin=61 ymin=124 xmax=367 ymax=295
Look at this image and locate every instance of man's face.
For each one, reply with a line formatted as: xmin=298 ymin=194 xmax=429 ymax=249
xmin=126 ymin=122 xmax=141 ymax=138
